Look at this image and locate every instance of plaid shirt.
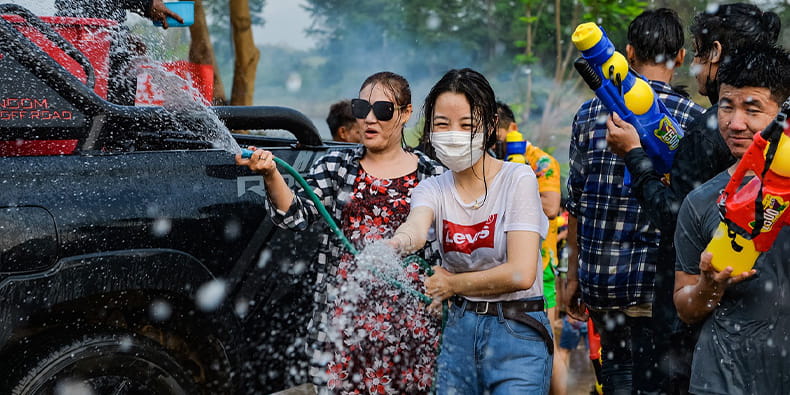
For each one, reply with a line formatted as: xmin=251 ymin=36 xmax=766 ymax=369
xmin=266 ymin=145 xmax=445 ymax=377
xmin=566 ymin=80 xmax=704 ymax=310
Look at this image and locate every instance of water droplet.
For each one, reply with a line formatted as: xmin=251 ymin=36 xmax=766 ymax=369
xmin=196 ymin=279 xmax=227 ymax=312
xmin=54 ymin=379 xmax=95 ymax=395
xmin=149 ymin=299 xmax=172 ymax=321
xmin=257 ymin=249 xmax=272 ymax=268
xmin=235 ymin=297 xmax=250 ymax=318
xmin=426 ymin=13 xmax=441 ymax=30
xmin=152 ymin=217 xmax=171 ymax=237
xmin=286 ymin=73 xmax=302 ymax=92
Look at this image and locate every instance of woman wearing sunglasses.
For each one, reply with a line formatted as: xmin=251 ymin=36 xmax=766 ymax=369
xmin=236 ymin=71 xmax=444 ymax=393
xmin=390 ymin=68 xmax=552 ymax=394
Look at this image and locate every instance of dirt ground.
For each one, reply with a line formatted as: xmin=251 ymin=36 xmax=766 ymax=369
xmin=273 ymin=344 xmax=598 ymax=395
xmin=566 ymin=343 xmax=598 ymax=395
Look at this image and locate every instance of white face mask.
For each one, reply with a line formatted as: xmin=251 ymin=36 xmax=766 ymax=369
xmin=431 ymin=131 xmax=485 ymax=172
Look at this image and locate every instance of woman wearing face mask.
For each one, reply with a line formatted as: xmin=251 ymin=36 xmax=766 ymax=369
xmin=391 ymin=68 xmax=552 ymax=393
xmin=236 ymin=72 xmax=444 ymax=393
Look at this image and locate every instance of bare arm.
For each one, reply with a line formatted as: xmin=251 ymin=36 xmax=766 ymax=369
xmin=147 ymin=0 xmax=184 ymax=28
xmin=673 ymin=251 xmax=756 ymax=324
xmin=563 ymin=214 xmax=587 ymax=320
xmin=540 ymin=191 xmax=561 ymax=219
xmin=235 ymin=148 xmax=294 ymax=212
xmin=390 ymin=206 xmax=435 ymax=253
xmin=425 ymin=230 xmax=541 ymax=308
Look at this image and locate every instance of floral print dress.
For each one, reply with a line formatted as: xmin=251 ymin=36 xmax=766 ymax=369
xmin=324 ymin=168 xmax=440 ymax=394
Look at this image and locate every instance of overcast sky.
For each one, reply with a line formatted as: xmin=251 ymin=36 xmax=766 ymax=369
xmin=255 ymin=0 xmax=315 ymax=50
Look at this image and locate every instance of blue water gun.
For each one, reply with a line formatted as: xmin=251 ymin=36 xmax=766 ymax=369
xmin=572 ymin=23 xmax=684 ymax=186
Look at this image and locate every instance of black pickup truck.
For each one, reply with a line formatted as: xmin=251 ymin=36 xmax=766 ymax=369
xmin=0 ymin=5 xmax=338 ymax=394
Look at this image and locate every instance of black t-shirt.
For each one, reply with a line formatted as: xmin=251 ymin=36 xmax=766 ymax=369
xmin=675 ymin=170 xmax=790 ymax=394
xmin=625 ymin=104 xmax=736 ymax=236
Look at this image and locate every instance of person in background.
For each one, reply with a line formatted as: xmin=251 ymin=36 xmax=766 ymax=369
xmin=604 ymin=4 xmax=780 ymax=393
xmin=390 ymin=68 xmax=552 ymax=394
xmin=55 ymin=0 xmax=184 ymax=105
xmin=495 ymin=101 xmax=566 ymax=394
xmin=56 ymin=0 xmax=183 ymax=26
xmin=237 ymin=71 xmax=445 ymax=393
xmin=326 ymin=99 xmax=363 ymax=143
xmin=565 ymin=8 xmax=704 ymax=394
xmin=672 ymin=44 xmax=790 ymax=395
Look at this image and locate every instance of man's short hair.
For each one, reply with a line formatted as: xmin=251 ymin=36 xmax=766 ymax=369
xmin=496 ymin=101 xmax=516 ymax=130
xmin=326 ymin=100 xmax=355 ymax=139
xmin=718 ymin=45 xmax=790 ymax=104
xmin=628 ymin=8 xmax=684 ymax=64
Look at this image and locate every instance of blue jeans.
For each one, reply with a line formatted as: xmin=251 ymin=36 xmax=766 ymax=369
xmin=436 ymin=299 xmax=553 ymax=394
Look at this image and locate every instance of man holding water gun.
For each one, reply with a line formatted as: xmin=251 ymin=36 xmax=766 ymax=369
xmin=605 ymin=5 xmax=781 ymax=393
xmin=672 ymin=45 xmax=790 ymax=394
xmin=565 ymin=9 xmax=703 ymax=394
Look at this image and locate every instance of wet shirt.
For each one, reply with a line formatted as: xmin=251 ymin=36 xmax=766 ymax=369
xmin=411 ymin=161 xmax=549 ymax=302
xmin=675 ymin=170 xmax=790 ymax=394
xmin=566 ymin=80 xmax=704 ymax=310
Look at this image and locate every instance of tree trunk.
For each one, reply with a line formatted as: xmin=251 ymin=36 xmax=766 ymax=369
xmin=229 ymin=0 xmax=260 ymax=106
xmin=188 ymin=0 xmax=227 ymax=105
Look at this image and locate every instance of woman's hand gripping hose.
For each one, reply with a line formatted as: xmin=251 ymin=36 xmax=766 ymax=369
xmin=239 ymin=148 xmax=433 ymax=304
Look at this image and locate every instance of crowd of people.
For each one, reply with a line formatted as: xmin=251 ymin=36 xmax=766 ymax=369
xmin=235 ymin=3 xmax=790 ymax=394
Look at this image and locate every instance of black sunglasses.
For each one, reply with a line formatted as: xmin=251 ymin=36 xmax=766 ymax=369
xmin=351 ymin=98 xmax=405 ymax=121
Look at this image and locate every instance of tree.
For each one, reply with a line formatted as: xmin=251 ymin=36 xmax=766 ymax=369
xmin=229 ymin=0 xmax=260 ymax=106
xmin=188 ymin=0 xmax=227 ymax=104
xmin=196 ymin=0 xmax=265 ymax=104
xmin=509 ymin=0 xmax=645 ymax=147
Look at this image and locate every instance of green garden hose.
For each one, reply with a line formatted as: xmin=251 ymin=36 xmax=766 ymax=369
xmin=269 ymin=155 xmax=433 ymax=304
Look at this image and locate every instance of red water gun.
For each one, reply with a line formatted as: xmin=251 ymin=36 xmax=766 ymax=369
xmin=707 ymin=98 xmax=790 ymax=273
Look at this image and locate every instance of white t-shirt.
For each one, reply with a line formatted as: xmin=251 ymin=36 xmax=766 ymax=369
xmin=411 ymin=161 xmax=549 ymax=302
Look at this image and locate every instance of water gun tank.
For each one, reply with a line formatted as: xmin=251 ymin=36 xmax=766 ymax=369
xmin=572 ymin=22 xmax=684 ymax=184
xmin=572 ymin=22 xmax=655 ymax=117
xmin=505 ymin=129 xmax=527 ymax=164
xmin=705 ymin=109 xmax=790 ymax=275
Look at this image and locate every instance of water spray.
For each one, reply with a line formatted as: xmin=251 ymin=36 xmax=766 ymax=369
xmin=240 ymin=148 xmax=433 ymax=304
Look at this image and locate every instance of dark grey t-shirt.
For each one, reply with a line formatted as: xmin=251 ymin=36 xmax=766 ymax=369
xmin=675 ymin=170 xmax=790 ymax=394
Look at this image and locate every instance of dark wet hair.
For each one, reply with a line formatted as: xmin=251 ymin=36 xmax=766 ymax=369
xmin=421 ymin=68 xmax=498 ymax=150
xmin=326 ymin=100 xmax=355 ymax=139
xmin=359 ymin=71 xmax=411 ymax=107
xmin=690 ymin=3 xmax=780 ymax=60
xmin=718 ymin=45 xmax=790 ymax=104
xmin=628 ymin=8 xmax=684 ymax=64
xmin=496 ymin=101 xmax=516 ymax=130
xmin=421 ymin=68 xmax=499 ymax=207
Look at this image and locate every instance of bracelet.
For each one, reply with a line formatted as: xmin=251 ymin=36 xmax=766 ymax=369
xmin=393 ymin=231 xmax=414 ymax=251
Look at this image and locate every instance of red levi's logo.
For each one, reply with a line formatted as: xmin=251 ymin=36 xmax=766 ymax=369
xmin=442 ymin=214 xmax=497 ymax=254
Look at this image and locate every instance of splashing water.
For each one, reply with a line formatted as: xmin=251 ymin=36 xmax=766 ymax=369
xmin=131 ymin=58 xmax=242 ymax=154
xmin=318 ymin=240 xmax=440 ymax=393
